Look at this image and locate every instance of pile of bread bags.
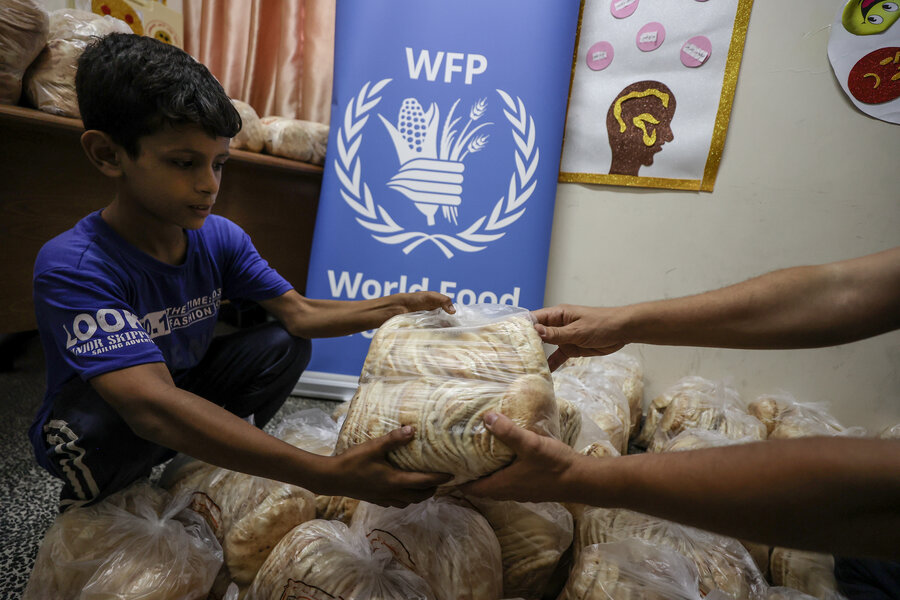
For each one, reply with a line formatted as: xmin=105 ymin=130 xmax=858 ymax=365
xmin=25 ymin=302 xmax=882 ymax=599
xmin=0 ymin=1 xmax=327 ymax=165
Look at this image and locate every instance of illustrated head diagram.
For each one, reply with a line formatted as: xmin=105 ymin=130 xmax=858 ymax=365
xmin=842 ymin=0 xmax=900 ymax=35
xmin=606 ymin=80 xmax=676 ymax=176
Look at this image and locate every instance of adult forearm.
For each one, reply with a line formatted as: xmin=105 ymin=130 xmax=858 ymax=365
xmin=622 ymin=251 xmax=900 ymax=349
xmin=571 ymin=437 xmax=900 ymax=558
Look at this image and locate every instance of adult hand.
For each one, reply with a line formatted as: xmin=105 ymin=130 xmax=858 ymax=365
xmin=396 ymin=291 xmax=456 ymax=315
xmin=327 ymin=426 xmax=452 ymax=507
xmin=531 ymin=304 xmax=625 ymax=371
xmin=460 ymin=412 xmax=583 ymax=503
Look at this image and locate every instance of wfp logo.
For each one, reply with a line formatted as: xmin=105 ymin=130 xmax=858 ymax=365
xmin=381 ymin=96 xmax=489 ymax=226
xmin=334 ymin=79 xmax=539 ymax=258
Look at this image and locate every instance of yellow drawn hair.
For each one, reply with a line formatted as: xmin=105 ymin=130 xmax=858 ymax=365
xmin=613 ymin=88 xmax=670 ymax=146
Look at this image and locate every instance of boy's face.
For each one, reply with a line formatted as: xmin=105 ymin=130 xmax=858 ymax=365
xmin=117 ymin=123 xmax=230 ymax=230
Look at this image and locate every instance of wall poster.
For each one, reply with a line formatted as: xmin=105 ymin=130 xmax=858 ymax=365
xmin=559 ymin=0 xmax=754 ymax=191
xmin=828 ymin=0 xmax=900 ymax=125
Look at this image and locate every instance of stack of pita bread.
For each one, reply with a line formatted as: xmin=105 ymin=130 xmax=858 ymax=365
xmin=23 ymin=482 xmax=221 ymax=600
xmin=336 ymin=305 xmax=559 ymax=486
xmin=246 ymin=519 xmax=435 ymax=600
xmin=163 ymin=459 xmax=316 ymax=589
xmin=352 ymin=497 xmax=503 ymax=600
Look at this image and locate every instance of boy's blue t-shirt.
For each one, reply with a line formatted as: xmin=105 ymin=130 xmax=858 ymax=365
xmin=29 ymin=210 xmax=293 ymax=468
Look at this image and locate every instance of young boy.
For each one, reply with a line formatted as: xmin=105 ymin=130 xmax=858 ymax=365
xmin=30 ymin=33 xmax=453 ymax=512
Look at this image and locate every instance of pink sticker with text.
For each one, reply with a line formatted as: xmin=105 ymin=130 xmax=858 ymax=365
xmin=681 ymin=36 xmax=712 ymax=67
xmin=636 ymin=22 xmax=666 ymax=52
xmin=610 ymin=0 xmax=639 ymax=19
xmin=586 ymin=41 xmax=615 ymax=71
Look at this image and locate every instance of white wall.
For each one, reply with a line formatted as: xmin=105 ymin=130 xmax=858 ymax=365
xmin=545 ymin=0 xmax=900 ymax=432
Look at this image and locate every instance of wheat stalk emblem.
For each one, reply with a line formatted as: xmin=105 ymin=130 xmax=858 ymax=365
xmin=334 ymin=80 xmax=539 ymax=259
xmin=379 ymin=97 xmax=491 ymax=226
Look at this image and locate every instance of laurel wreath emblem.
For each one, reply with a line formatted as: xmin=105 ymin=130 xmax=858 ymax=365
xmin=334 ymin=79 xmax=539 ymax=259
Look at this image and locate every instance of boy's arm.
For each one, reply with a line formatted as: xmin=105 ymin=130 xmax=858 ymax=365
xmin=461 ymin=413 xmax=900 ymax=559
xmin=533 ymin=246 xmax=900 ymax=369
xmin=91 ymin=361 xmax=449 ymax=505
xmin=258 ymin=289 xmax=454 ymax=338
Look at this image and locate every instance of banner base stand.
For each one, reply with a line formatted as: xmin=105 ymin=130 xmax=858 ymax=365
xmin=292 ymin=370 xmax=359 ymax=402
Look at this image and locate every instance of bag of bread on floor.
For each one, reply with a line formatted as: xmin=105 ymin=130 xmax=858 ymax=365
xmin=336 ymin=303 xmax=559 ymax=486
xmin=23 ymin=481 xmax=222 ymax=600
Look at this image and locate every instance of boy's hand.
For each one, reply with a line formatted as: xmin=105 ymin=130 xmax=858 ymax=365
xmin=531 ymin=304 xmax=625 ymax=371
xmin=327 ymin=426 xmax=452 ymax=507
xmin=460 ymin=412 xmax=582 ymax=503
xmin=395 ymin=291 xmax=455 ymax=315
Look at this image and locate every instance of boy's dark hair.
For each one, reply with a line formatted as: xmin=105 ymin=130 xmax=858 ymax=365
xmin=76 ymin=33 xmax=241 ymax=157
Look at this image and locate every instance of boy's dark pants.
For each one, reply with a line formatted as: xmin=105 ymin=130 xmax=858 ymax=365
xmin=835 ymin=557 xmax=900 ymax=600
xmin=40 ymin=322 xmax=311 ymax=511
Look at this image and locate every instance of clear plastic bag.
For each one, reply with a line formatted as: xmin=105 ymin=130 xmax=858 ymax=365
xmin=460 ymin=494 xmax=574 ymax=599
xmin=553 ymin=369 xmax=631 ymax=454
xmin=749 ymin=393 xmax=867 ymax=440
xmin=638 ymin=376 xmax=766 ymax=452
xmin=336 ymin=304 xmax=559 ymax=486
xmin=352 ymin=496 xmax=503 ymax=600
xmin=273 ymin=407 xmax=360 ymax=523
xmin=0 ymin=0 xmax=48 ymax=104
xmin=557 ymin=395 xmax=583 ymax=448
xmin=23 ymin=481 xmax=222 ymax=600
xmin=230 ymin=99 xmax=265 ymax=152
xmin=163 ymin=458 xmax=316 ymax=589
xmin=556 ymin=351 xmax=644 ymax=438
xmin=576 ymin=507 xmax=768 ymax=599
xmin=660 ymin=427 xmax=762 ymax=453
xmin=246 ymin=518 xmax=435 ymax=600
xmin=23 ymin=9 xmax=131 ymax=117
xmin=260 ymin=115 xmax=329 ymax=163
xmin=559 ymin=538 xmax=703 ymax=600
xmin=769 ymin=548 xmax=841 ymax=600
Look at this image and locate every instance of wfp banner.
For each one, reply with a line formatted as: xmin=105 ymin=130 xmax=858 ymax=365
xmin=304 ymin=0 xmax=580 ymax=376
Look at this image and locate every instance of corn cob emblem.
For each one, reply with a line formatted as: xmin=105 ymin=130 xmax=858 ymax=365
xmin=380 ymin=97 xmax=491 ymax=226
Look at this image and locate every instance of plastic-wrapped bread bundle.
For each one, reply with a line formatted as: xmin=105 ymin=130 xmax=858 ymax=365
xmin=553 ymin=369 xmax=630 ymax=454
xmin=23 ymin=9 xmax=131 ymax=117
xmin=557 ymin=352 xmax=645 ymax=437
xmin=640 ymin=377 xmax=766 ymax=453
xmin=558 ymin=396 xmax=583 ymax=448
xmin=332 ymin=399 xmax=352 ymax=423
xmin=661 ymin=428 xmax=763 ymax=453
xmin=559 ymin=538 xmax=703 ymax=600
xmin=336 ymin=304 xmax=559 ymax=486
xmin=0 ymin=0 xmax=49 ymax=104
xmin=246 ymin=519 xmax=435 ymax=600
xmin=164 ymin=459 xmax=316 ymax=589
xmin=769 ymin=548 xmax=841 ymax=600
xmin=636 ymin=375 xmax=715 ymax=448
xmin=352 ymin=497 xmax=503 ymax=600
xmin=230 ymin=99 xmax=265 ymax=152
xmin=23 ymin=482 xmax=222 ymax=600
xmin=751 ymin=394 xmax=867 ymax=440
xmin=272 ymin=408 xmax=360 ymax=523
xmin=747 ymin=392 xmax=793 ymax=437
xmin=260 ymin=115 xmax=329 ymax=163
xmin=460 ymin=495 xmax=573 ymax=599
xmin=575 ymin=507 xmax=768 ymax=599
